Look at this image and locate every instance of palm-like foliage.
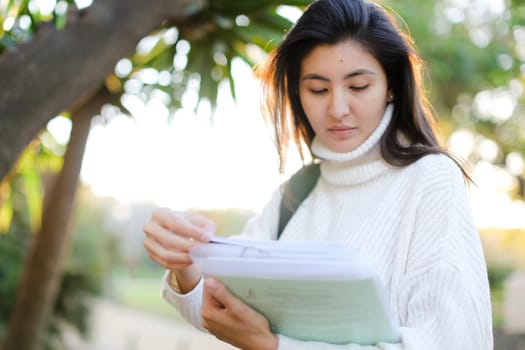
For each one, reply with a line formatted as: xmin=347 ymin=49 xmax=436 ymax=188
xmin=113 ymin=0 xmax=310 ymax=113
xmin=1 ymin=0 xmax=310 ymax=110
xmin=0 ymin=0 xmax=76 ymax=49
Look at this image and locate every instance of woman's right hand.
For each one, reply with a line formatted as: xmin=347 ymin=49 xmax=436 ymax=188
xmin=143 ymin=208 xmax=217 ymax=290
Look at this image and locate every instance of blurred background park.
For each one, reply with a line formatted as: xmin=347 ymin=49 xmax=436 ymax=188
xmin=0 ymin=0 xmax=524 ymax=349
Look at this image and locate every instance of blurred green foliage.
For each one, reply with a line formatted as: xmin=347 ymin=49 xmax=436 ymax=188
xmin=480 ymin=227 xmax=525 ymax=328
xmin=392 ymin=0 xmax=524 ymax=155
xmin=0 ymin=139 xmax=63 ymax=234
xmin=0 ymin=178 xmax=117 ymax=348
xmin=0 ymin=219 xmax=29 ymax=340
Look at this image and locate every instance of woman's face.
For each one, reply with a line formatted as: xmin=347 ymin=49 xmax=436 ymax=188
xmin=299 ymin=40 xmax=391 ymax=153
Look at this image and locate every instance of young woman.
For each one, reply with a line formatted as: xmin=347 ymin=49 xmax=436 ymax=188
xmin=143 ymin=0 xmax=493 ymax=349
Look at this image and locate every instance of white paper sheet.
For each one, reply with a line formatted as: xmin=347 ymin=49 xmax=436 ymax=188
xmin=190 ymin=237 xmax=401 ymax=345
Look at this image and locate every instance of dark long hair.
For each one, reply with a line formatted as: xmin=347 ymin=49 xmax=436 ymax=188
xmin=260 ymin=0 xmax=469 ymax=178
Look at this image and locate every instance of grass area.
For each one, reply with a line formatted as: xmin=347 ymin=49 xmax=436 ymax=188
xmin=111 ymin=273 xmax=184 ymax=321
xmin=491 ymin=287 xmax=504 ymax=329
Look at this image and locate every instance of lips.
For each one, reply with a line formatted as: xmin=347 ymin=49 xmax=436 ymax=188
xmin=327 ymin=125 xmax=356 ymax=136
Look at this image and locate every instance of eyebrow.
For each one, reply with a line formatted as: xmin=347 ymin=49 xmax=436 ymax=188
xmin=302 ymin=69 xmax=376 ymax=81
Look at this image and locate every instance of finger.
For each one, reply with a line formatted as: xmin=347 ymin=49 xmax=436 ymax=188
xmin=202 ymin=278 xmax=225 ymax=310
xmin=146 ymin=247 xmax=192 ymax=270
xmin=144 ymin=235 xmax=193 ymax=269
xmin=144 ymin=221 xmax=195 ymax=251
xmin=201 ymin=279 xmax=273 ymax=349
xmin=201 ymin=278 xmax=227 ymax=330
xmin=145 ymin=247 xmax=192 ymax=270
xmin=152 ymin=208 xmax=215 ymax=242
xmin=204 ymin=278 xmax=247 ymax=316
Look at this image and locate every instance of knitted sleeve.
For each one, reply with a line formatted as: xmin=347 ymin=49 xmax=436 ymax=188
xmin=160 ymin=188 xmax=283 ymax=330
xmin=161 ymin=270 xmax=208 ymax=332
xmin=394 ymin=156 xmax=493 ymax=349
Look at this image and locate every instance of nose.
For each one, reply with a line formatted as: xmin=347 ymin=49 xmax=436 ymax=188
xmin=329 ymin=90 xmax=350 ymax=120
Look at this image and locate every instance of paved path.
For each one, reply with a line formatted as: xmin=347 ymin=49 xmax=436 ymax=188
xmin=66 ymin=299 xmax=237 ymax=350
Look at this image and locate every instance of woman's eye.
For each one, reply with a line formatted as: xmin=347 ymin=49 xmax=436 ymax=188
xmin=310 ymin=88 xmax=327 ymax=94
xmin=351 ymin=85 xmax=369 ymax=91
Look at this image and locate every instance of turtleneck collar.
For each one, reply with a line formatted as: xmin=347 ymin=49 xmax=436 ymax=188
xmin=311 ymin=104 xmax=394 ymax=186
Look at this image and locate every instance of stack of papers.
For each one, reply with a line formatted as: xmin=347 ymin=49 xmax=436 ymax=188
xmin=190 ymin=236 xmax=401 ymax=345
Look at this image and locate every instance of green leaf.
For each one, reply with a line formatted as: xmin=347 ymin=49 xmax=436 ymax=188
xmin=17 ymin=149 xmax=44 ymax=233
xmin=21 ymin=169 xmax=43 ymax=233
xmin=210 ymin=0 xmax=275 ymax=15
xmin=252 ymin=11 xmax=294 ymax=33
xmin=53 ymin=2 xmax=71 ymax=30
xmin=231 ymin=23 xmax=284 ymax=51
xmin=200 ymin=74 xmax=220 ymax=107
xmin=0 ymin=34 xmax=18 ymax=51
xmin=184 ymin=37 xmax=222 ymax=107
xmin=0 ymin=182 xmax=13 ymax=234
xmin=230 ymin=41 xmax=257 ymax=67
xmin=226 ymin=53 xmax=236 ymax=101
xmin=133 ymin=36 xmax=173 ymax=67
xmin=271 ymin=0 xmax=311 ymax=7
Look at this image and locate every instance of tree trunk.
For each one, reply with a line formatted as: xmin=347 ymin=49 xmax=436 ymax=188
xmin=0 ymin=0 xmax=204 ymax=182
xmin=1 ymin=90 xmax=108 ymax=350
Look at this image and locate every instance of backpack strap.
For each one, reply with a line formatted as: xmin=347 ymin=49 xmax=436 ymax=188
xmin=277 ymin=163 xmax=321 ymax=239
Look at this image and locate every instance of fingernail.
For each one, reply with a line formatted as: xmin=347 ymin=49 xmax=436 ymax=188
xmin=200 ymin=230 xmax=214 ymax=242
xmin=206 ymin=277 xmax=219 ymax=291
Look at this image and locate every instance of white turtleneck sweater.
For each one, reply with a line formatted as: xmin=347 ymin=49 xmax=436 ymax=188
xmin=161 ymin=105 xmax=493 ymax=350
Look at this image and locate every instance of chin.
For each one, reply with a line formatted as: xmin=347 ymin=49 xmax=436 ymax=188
xmin=329 ymin=143 xmax=359 ymax=153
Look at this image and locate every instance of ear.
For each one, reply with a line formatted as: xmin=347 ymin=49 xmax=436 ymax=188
xmin=387 ymin=88 xmax=394 ymax=103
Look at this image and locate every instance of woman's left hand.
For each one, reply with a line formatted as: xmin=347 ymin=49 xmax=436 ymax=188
xmin=201 ymin=277 xmax=279 ymax=350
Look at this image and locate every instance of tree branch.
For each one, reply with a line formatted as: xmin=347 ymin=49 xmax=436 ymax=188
xmin=0 ymin=0 xmax=205 ymax=181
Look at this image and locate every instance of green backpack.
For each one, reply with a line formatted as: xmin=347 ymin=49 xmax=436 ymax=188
xmin=277 ymin=163 xmax=321 ymax=239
